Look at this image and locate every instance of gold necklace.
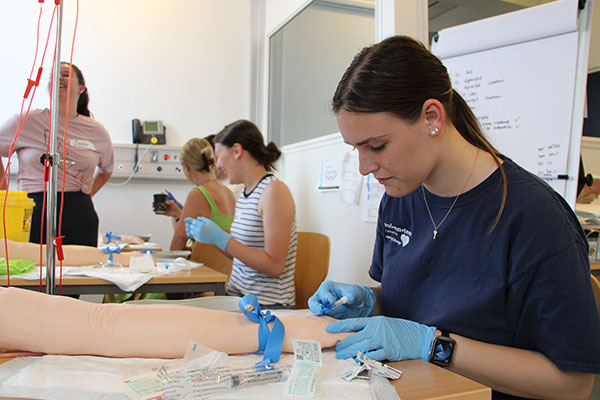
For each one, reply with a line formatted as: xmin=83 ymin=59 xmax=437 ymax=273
xmin=422 ymin=150 xmax=479 ymax=239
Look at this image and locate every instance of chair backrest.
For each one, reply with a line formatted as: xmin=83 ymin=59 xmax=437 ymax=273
xmin=190 ymin=242 xmax=233 ymax=278
xmin=591 ymin=274 xmax=600 ymax=315
xmin=293 ymin=232 xmax=330 ymax=309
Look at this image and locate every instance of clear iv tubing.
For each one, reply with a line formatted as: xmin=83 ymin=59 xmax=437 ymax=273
xmin=162 ymin=364 xmax=291 ymax=399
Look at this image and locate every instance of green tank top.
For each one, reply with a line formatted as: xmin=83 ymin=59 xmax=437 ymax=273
xmin=195 ymin=185 xmax=234 ymax=230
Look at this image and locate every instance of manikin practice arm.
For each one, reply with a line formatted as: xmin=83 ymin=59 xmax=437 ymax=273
xmin=0 ymin=239 xmax=136 ymax=267
xmin=0 ymin=287 xmax=347 ymax=358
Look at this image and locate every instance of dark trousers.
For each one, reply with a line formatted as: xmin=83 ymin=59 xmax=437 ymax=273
xmin=28 ymin=191 xmax=98 ymax=247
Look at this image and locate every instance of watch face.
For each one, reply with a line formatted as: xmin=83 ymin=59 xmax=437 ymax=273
xmin=430 ymin=336 xmax=456 ymax=366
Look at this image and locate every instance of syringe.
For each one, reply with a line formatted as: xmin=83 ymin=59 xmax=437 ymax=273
xmin=162 ymin=365 xmax=291 ymax=399
xmin=321 ymin=296 xmax=348 ymax=314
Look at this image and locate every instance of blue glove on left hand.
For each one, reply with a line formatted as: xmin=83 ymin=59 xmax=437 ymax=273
xmin=326 ymin=316 xmax=436 ymax=362
xmin=185 ymin=217 xmax=232 ymax=252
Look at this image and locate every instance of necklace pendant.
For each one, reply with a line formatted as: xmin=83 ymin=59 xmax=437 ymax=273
xmin=433 ymin=229 xmax=438 ymax=239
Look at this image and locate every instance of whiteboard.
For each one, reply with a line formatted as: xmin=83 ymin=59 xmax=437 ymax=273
xmin=431 ymin=0 xmax=593 ymax=206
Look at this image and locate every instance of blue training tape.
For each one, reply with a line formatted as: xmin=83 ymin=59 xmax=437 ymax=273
xmin=239 ymin=294 xmax=285 ymax=370
xmin=102 ymin=245 xmax=121 ymax=262
xmin=104 ymin=231 xmax=121 ymax=244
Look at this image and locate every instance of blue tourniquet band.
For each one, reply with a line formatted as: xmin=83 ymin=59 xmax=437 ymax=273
xmin=102 ymin=245 xmax=121 ymax=262
xmin=104 ymin=231 xmax=121 ymax=244
xmin=239 ymin=294 xmax=285 ymax=370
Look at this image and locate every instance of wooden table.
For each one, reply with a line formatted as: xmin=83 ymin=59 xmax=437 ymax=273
xmin=390 ymin=359 xmax=491 ymax=399
xmin=0 ymin=266 xmax=228 ymax=295
xmin=0 ymin=357 xmax=490 ymax=400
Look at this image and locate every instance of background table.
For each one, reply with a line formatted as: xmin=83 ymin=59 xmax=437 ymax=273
xmin=0 ymin=266 xmax=227 ymax=295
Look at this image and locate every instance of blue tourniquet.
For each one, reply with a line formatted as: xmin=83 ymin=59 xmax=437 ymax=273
xmin=102 ymin=244 xmax=121 ymax=262
xmin=239 ymin=294 xmax=285 ymax=370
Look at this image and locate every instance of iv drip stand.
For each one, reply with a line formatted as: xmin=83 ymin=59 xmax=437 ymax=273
xmin=46 ymin=2 xmax=64 ymax=295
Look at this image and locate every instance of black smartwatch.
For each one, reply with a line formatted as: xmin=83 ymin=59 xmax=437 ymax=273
xmin=429 ymin=330 xmax=456 ymax=367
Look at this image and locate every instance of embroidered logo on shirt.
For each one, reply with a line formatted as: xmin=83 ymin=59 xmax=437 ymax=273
xmin=384 ymin=222 xmax=412 ymax=247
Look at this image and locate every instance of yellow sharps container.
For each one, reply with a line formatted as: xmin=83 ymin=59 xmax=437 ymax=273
xmin=0 ymin=190 xmax=36 ymax=242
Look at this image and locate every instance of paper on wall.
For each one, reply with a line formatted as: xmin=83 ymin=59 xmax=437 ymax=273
xmin=318 ymin=155 xmax=343 ymax=191
xmin=361 ymin=175 xmax=385 ymax=223
xmin=341 ymin=153 xmax=362 ymax=205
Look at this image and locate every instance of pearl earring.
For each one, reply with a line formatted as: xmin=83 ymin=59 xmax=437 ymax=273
xmin=430 ymin=127 xmax=439 ymax=136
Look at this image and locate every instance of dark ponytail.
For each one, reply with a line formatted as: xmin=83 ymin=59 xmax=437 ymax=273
xmin=62 ymin=62 xmax=91 ymax=117
xmin=215 ymin=119 xmax=281 ymax=172
xmin=449 ymin=91 xmax=507 ymax=232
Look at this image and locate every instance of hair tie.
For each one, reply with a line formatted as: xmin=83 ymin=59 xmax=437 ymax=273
xmin=201 ymin=152 xmax=213 ymax=170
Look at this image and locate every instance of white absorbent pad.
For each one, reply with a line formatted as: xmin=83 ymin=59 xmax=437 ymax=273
xmin=0 ymin=351 xmax=389 ymax=400
xmin=7 ymin=259 xmax=202 ymax=292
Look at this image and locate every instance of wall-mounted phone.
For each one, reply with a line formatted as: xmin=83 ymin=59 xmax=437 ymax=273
xmin=132 ymin=119 xmax=166 ymax=145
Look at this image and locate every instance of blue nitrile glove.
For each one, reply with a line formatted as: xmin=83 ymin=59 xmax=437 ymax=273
xmin=185 ymin=217 xmax=232 ymax=252
xmin=326 ymin=316 xmax=436 ymax=361
xmin=308 ymin=280 xmax=376 ymax=319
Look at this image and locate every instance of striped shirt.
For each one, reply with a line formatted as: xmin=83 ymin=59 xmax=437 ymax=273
xmin=226 ymin=174 xmax=297 ymax=306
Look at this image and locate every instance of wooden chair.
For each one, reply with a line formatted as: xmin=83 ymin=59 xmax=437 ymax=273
xmin=591 ymin=274 xmax=600 ymax=315
xmin=293 ymin=232 xmax=330 ymax=309
xmin=190 ymin=242 xmax=233 ymax=279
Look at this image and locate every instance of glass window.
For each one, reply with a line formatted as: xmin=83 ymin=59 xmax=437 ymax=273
xmin=268 ymin=1 xmax=374 ymax=147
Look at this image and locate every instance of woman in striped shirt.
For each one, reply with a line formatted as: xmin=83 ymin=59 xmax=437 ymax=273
xmin=186 ymin=120 xmax=297 ymax=309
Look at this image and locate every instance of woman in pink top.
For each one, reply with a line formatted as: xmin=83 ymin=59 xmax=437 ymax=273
xmin=0 ymin=63 xmax=114 ymax=246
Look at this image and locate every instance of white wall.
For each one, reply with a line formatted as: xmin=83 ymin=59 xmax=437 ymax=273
xmin=95 ymin=179 xmax=191 ymax=248
xmin=1 ymin=1 xmax=252 ymax=250
xmin=1 ymin=1 xmax=252 ymax=145
xmin=281 ymin=135 xmax=379 ymax=286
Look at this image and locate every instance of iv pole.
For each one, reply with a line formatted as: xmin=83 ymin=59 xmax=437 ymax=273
xmin=46 ymin=1 xmax=64 ymax=295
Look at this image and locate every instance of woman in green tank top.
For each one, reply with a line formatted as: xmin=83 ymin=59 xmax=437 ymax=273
xmin=163 ymin=138 xmax=236 ymax=250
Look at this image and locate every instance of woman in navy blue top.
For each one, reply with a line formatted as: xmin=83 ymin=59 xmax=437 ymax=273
xmin=309 ymin=35 xmax=600 ymax=399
